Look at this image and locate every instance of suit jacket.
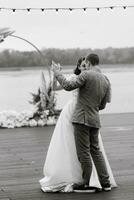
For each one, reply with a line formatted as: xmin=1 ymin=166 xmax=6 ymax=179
xmin=55 ymin=67 xmax=111 ymax=128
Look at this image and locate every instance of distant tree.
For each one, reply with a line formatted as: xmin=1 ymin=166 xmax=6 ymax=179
xmin=0 ymin=47 xmax=134 ymax=68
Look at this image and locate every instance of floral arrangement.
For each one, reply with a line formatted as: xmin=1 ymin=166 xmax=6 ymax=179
xmin=0 ymin=110 xmax=38 ymax=128
xmin=29 ymin=71 xmax=61 ymax=122
xmin=0 ymin=71 xmax=61 ymax=128
xmin=0 ymin=110 xmax=57 ymax=128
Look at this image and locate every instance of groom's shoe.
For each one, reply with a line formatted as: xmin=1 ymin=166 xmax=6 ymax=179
xmin=102 ymin=183 xmax=111 ymax=192
xmin=73 ymin=184 xmax=96 ymax=193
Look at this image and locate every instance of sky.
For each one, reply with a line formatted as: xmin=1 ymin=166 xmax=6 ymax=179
xmin=0 ymin=0 xmax=134 ymax=51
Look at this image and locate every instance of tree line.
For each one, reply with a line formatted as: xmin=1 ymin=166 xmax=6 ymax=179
xmin=0 ymin=47 xmax=134 ymax=68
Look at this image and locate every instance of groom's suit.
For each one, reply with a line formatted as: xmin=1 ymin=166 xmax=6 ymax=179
xmin=55 ymin=67 xmax=111 ymax=186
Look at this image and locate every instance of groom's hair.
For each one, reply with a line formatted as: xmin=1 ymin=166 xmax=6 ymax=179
xmin=86 ymin=53 xmax=99 ymax=66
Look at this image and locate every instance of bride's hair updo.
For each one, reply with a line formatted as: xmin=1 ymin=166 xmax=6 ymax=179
xmin=74 ymin=57 xmax=85 ymax=75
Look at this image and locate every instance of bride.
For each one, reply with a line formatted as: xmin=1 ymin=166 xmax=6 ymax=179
xmin=39 ymin=57 xmax=117 ymax=192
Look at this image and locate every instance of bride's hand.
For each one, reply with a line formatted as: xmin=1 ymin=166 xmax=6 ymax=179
xmin=51 ymin=61 xmax=62 ymax=72
xmin=57 ymin=63 xmax=62 ymax=71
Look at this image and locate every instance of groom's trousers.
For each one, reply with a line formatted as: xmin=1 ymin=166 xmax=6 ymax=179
xmin=73 ymin=123 xmax=110 ymax=186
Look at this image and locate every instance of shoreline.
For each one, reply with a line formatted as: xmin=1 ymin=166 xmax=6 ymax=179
xmin=0 ymin=63 xmax=134 ymax=71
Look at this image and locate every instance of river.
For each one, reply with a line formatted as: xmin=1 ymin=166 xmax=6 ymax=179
xmin=0 ymin=65 xmax=134 ymax=114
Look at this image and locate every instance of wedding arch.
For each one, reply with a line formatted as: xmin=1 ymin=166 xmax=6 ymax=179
xmin=0 ymin=28 xmax=58 ymax=128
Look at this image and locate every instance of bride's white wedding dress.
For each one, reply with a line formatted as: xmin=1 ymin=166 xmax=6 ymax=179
xmin=39 ymin=75 xmax=117 ymax=192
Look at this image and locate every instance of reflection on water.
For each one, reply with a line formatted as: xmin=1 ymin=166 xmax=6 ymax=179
xmin=0 ymin=66 xmax=134 ymax=114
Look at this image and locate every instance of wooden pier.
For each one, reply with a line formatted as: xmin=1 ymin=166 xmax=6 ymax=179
xmin=0 ymin=112 xmax=134 ymax=200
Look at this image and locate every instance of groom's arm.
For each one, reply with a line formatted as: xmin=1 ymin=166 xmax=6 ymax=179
xmin=54 ymin=71 xmax=86 ymax=91
xmin=104 ymin=76 xmax=112 ymax=103
xmin=99 ymin=78 xmax=111 ymax=110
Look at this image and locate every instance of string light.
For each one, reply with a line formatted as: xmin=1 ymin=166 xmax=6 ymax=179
xmin=0 ymin=5 xmax=134 ymax=13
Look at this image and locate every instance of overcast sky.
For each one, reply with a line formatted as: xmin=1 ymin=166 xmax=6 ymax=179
xmin=0 ymin=0 xmax=134 ymax=51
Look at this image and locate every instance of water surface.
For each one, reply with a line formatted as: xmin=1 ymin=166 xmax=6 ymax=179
xmin=0 ymin=65 xmax=134 ymax=114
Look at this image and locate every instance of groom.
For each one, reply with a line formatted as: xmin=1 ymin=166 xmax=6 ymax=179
xmin=52 ymin=53 xmax=111 ymax=192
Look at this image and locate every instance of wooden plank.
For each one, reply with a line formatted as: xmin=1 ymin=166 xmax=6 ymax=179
xmin=0 ymin=113 xmax=134 ymax=200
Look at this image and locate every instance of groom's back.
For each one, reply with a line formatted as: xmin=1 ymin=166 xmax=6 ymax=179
xmin=72 ymin=70 xmax=110 ymax=128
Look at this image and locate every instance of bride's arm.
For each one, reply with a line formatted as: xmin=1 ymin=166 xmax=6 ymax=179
xmin=52 ymin=73 xmax=63 ymax=91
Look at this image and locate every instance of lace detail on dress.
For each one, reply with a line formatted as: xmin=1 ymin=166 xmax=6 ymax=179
xmin=66 ymin=74 xmax=78 ymax=99
xmin=72 ymin=89 xmax=78 ymax=101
